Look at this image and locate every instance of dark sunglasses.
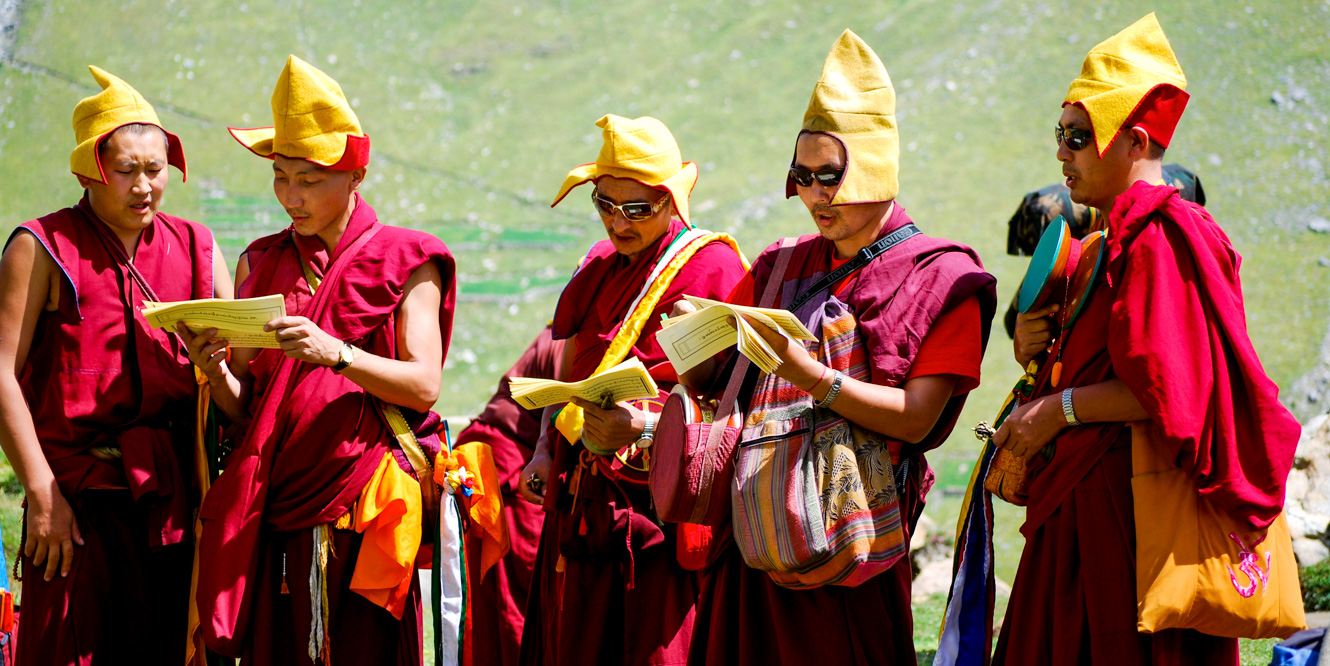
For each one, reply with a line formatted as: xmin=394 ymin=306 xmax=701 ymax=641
xmin=591 ymin=191 xmax=671 ymax=221
xmin=1055 ymin=125 xmax=1094 ymax=152
xmin=788 ymin=166 xmax=846 ymax=188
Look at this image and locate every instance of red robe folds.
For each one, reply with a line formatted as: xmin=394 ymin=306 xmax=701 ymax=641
xmin=994 ymin=181 xmax=1299 ymax=665
xmin=688 ymin=205 xmax=996 ymax=666
xmin=458 ymin=326 xmax=563 ymax=666
xmin=197 ymin=194 xmax=455 ymax=664
xmin=9 ymin=197 xmax=215 ymax=666
xmin=518 ymin=219 xmax=747 ymax=666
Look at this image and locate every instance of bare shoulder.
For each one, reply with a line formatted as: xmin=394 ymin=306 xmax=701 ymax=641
xmin=403 ymin=259 xmax=443 ymax=291
xmin=1 ymin=230 xmax=58 ymax=311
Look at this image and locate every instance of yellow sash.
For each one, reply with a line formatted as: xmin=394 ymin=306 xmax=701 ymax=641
xmin=554 ymin=230 xmax=747 ymax=445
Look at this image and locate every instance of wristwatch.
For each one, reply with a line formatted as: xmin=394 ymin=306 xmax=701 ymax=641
xmin=1061 ymin=388 xmax=1080 ymax=426
xmin=635 ymin=413 xmax=656 ymax=449
xmin=332 ymin=343 xmax=356 ymax=372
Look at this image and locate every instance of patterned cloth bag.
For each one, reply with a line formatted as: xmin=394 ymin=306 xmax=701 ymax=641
xmin=731 ymin=294 xmax=908 ymax=589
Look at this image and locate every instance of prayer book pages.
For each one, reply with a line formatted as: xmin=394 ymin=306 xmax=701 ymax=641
xmin=141 ymin=295 xmax=287 ymax=348
xmin=509 ymin=358 xmax=660 ymax=410
xmin=656 ymin=295 xmax=816 ymax=375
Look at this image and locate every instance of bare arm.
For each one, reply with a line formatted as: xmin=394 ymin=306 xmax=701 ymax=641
xmin=745 ymin=316 xmax=958 ymax=443
xmin=993 ymin=377 xmax=1148 ymax=459
xmin=0 ymin=232 xmax=84 ymax=581
xmin=267 ymin=260 xmax=445 ymax=412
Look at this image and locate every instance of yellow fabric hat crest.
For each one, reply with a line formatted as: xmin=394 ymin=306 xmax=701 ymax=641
xmin=551 ymin=114 xmax=699 ymax=227
xmin=230 ymin=55 xmax=370 ymax=170
xmin=70 ymin=66 xmax=186 ymax=183
xmin=1065 ymin=13 xmax=1189 ymax=157
xmin=787 ymin=29 xmax=898 ymax=205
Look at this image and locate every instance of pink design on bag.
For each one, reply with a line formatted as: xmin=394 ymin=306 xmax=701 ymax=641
xmin=1226 ymin=532 xmax=1271 ymax=598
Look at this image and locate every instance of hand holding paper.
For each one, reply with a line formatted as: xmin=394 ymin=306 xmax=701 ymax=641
xmin=141 ymin=295 xmax=286 ymax=348
xmin=509 ymin=357 xmax=659 ymax=410
xmin=656 ymin=295 xmax=816 ymax=375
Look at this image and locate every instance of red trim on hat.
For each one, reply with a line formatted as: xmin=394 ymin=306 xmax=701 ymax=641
xmin=1073 ymin=83 xmax=1190 ymax=157
xmin=1124 ymin=85 xmax=1189 ymax=149
xmin=327 ymin=133 xmax=371 ymax=171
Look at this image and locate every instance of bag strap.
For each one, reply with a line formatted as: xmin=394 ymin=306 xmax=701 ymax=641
xmin=688 ymin=237 xmax=797 ymax=523
xmin=787 ymin=223 xmax=920 ymax=312
xmin=379 ymin=403 xmax=439 ymax=513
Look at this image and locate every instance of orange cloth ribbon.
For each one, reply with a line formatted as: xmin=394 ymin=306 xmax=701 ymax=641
xmin=348 ymin=451 xmax=422 ymax=619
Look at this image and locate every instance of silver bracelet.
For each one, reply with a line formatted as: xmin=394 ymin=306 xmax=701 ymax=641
xmin=1061 ymin=387 xmax=1080 ymax=426
xmin=816 ymin=371 xmax=845 ymax=409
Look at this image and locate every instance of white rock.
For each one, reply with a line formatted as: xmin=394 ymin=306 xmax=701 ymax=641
xmin=910 ymin=512 xmax=937 ymax=552
xmin=912 ymin=558 xmax=954 ymax=602
xmin=1293 ymin=537 xmax=1330 ymax=568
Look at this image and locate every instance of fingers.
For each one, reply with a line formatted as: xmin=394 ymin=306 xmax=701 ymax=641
xmin=669 ymin=300 xmax=698 ymax=318
xmin=59 ymin=537 xmax=75 ymax=578
xmin=264 ymin=316 xmax=308 ymax=332
xmin=70 ymin=515 xmax=84 ymax=546
xmin=43 ymin=541 xmax=59 ymax=582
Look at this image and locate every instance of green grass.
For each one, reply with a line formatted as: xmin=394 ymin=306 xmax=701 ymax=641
xmin=1 ymin=0 xmax=1327 ymax=651
xmin=1303 ymin=559 xmax=1330 ymax=612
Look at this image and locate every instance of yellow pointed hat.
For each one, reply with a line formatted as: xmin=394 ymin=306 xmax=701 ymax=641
xmin=230 ymin=55 xmax=370 ymax=170
xmin=1065 ymin=13 xmax=1189 ymax=157
xmin=551 ymin=114 xmax=699 ymax=227
xmin=70 ymin=66 xmax=187 ymax=183
xmin=787 ymin=29 xmax=898 ymax=205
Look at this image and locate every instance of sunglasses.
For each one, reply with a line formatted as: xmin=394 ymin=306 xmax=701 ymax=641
xmin=591 ymin=191 xmax=671 ymax=222
xmin=788 ymin=166 xmax=846 ymax=188
xmin=1055 ymin=125 xmax=1094 ymax=152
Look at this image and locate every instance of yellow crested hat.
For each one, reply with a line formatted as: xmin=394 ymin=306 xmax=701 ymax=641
xmin=787 ymin=29 xmax=898 ymax=205
xmin=230 ymin=55 xmax=370 ymax=170
xmin=1065 ymin=13 xmax=1189 ymax=157
xmin=70 ymin=66 xmax=186 ymax=183
xmin=551 ymin=114 xmax=699 ymax=227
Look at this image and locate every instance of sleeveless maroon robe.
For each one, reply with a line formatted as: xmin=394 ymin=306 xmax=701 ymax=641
xmin=687 ymin=205 xmax=996 ymax=666
xmin=8 ymin=196 xmax=215 ymax=666
xmin=518 ymin=219 xmax=747 ymax=666
xmin=994 ymin=181 xmax=1298 ymax=665
xmin=458 ymin=326 xmax=562 ymax=666
xmin=197 ymin=194 xmax=456 ymax=664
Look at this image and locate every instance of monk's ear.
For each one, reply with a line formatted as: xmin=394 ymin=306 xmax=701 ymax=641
xmin=75 ymin=173 xmax=96 ymax=189
xmin=1125 ymin=126 xmax=1152 ymax=160
xmin=349 ymin=167 xmax=367 ymax=191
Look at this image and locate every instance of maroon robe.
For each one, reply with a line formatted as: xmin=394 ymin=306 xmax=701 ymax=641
xmin=994 ymin=181 xmax=1298 ymax=665
xmin=8 ymin=197 xmax=215 ymax=666
xmin=518 ymin=219 xmax=747 ymax=666
xmin=459 ymin=326 xmax=562 ymax=666
xmin=687 ymin=204 xmax=996 ymax=666
xmin=197 ymin=194 xmax=455 ymax=664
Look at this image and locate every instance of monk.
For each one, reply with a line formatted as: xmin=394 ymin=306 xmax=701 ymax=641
xmin=515 ymin=114 xmax=748 ymax=665
xmin=459 ymin=326 xmax=561 ymax=666
xmin=191 ymin=56 xmax=456 ymax=665
xmin=993 ymin=14 xmax=1300 ymax=665
xmin=0 ymin=67 xmax=228 ymax=665
xmin=676 ymin=30 xmax=996 ymax=665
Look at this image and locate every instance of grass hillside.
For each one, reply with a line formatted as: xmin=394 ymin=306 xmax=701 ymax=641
xmin=0 ymin=1 xmax=1327 ymax=659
